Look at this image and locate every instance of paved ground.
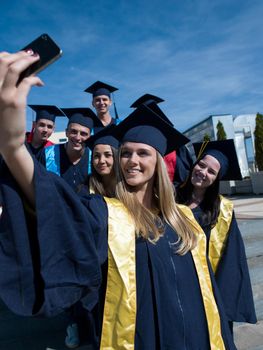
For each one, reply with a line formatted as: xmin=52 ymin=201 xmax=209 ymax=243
xmin=231 ymin=194 xmax=263 ymax=220
xmin=0 ymin=194 xmax=262 ymax=350
xmin=231 ymin=195 xmax=263 ymax=350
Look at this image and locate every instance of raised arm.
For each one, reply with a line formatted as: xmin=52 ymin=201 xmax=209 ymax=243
xmin=0 ymin=50 xmax=44 ymax=205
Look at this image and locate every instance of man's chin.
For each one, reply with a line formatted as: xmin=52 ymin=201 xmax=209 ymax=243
xmin=73 ymin=145 xmax=83 ymax=151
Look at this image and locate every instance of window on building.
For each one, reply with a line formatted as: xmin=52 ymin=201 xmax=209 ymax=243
xmin=245 ymin=137 xmax=254 ymax=162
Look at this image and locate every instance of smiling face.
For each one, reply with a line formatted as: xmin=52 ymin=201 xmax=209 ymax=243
xmin=92 ymin=144 xmax=114 ymax=176
xmin=191 ymin=154 xmax=221 ymax=190
xmin=120 ymin=142 xmax=157 ymax=193
xmin=92 ymin=95 xmax=112 ymax=116
xmin=66 ymin=123 xmax=90 ymax=152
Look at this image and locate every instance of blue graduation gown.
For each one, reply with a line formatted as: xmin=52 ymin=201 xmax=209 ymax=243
xmin=0 ymin=160 xmax=237 ymax=349
xmin=192 ymin=205 xmax=257 ymax=325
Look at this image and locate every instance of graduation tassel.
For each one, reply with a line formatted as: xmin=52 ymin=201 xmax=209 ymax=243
xmin=197 ymin=140 xmax=209 ymax=159
xmin=112 ymin=93 xmax=119 ymax=120
xmin=113 ymin=102 xmax=119 ymax=120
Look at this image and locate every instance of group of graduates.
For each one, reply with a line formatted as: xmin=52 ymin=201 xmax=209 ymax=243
xmin=0 ymin=49 xmax=257 ymax=350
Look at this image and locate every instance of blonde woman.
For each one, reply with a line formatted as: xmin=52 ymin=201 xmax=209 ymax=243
xmin=0 ymin=50 xmax=237 ymax=349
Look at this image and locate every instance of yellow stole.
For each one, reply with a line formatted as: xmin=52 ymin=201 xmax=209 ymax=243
xmin=101 ymin=198 xmax=225 ymax=350
xmin=209 ymin=196 xmax=233 ymax=273
xmin=178 ymin=205 xmax=225 ymax=350
xmin=101 ymin=197 xmax=136 ymax=350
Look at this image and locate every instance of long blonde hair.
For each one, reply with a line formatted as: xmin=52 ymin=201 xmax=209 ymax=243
xmin=116 ymin=149 xmax=197 ymax=255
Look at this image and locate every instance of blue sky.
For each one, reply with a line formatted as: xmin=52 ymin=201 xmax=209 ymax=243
xmin=1 ymin=0 xmax=263 ymax=133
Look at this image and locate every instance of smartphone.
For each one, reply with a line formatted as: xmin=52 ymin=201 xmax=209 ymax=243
xmin=18 ymin=33 xmax=62 ymax=83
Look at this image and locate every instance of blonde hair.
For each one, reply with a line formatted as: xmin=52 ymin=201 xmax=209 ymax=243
xmin=116 ymin=149 xmax=197 ymax=255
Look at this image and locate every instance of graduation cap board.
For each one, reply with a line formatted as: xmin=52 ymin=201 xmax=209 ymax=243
xmin=193 ymin=139 xmax=242 ymax=181
xmin=85 ymin=125 xmax=119 ymax=150
xmin=130 ymin=95 xmax=173 ymax=127
xmin=112 ymin=104 xmax=189 ymax=156
xmin=130 ymin=93 xmax=165 ymax=108
xmin=84 ymin=81 xmax=118 ymax=98
xmin=28 ymin=105 xmax=65 ymax=122
xmin=61 ymin=108 xmax=103 ymax=130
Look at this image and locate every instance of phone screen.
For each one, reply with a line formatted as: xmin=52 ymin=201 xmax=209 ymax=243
xmin=18 ymin=33 xmax=62 ymax=83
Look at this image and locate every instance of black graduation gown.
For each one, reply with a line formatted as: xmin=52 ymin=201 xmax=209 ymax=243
xmin=173 ymin=145 xmax=193 ymax=187
xmin=93 ymin=117 xmax=119 ymax=134
xmin=0 ymin=160 xmax=237 ymax=349
xmin=45 ymin=144 xmax=90 ymax=192
xmin=25 ymin=141 xmax=47 ymax=165
xmin=192 ymin=205 xmax=257 ymax=325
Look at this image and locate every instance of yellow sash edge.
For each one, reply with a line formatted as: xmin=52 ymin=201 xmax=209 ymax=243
xmin=179 ymin=205 xmax=225 ymax=350
xmin=100 ymin=197 xmax=136 ymax=350
xmin=209 ymin=196 xmax=234 ymax=273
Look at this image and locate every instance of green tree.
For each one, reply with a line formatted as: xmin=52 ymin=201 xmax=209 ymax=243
xmin=203 ymin=133 xmax=211 ymax=141
xmin=216 ymin=120 xmax=227 ymax=140
xmin=254 ymin=113 xmax=263 ymax=171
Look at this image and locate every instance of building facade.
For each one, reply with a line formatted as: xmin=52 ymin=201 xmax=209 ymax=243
xmin=183 ymin=114 xmax=257 ymax=178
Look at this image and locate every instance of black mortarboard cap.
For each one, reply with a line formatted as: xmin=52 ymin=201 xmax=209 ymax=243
xmin=145 ymin=101 xmax=174 ymax=127
xmin=193 ymin=139 xmax=242 ymax=180
xmin=28 ymin=105 xmax=65 ymax=122
xmin=86 ymin=125 xmax=119 ymax=150
xmin=84 ymin=81 xmax=118 ymax=98
xmin=112 ymin=105 xmax=189 ymax=156
xmin=61 ymin=108 xmax=102 ymax=130
xmin=130 ymin=95 xmax=173 ymax=127
xmin=130 ymin=93 xmax=165 ymax=108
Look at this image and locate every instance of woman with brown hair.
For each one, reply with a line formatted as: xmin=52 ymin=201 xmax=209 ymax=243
xmin=84 ymin=125 xmax=119 ymax=198
xmin=177 ymin=140 xmax=257 ymax=333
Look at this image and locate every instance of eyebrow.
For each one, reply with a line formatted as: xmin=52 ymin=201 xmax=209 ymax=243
xmin=122 ymin=146 xmax=152 ymax=151
xmin=198 ymin=160 xmax=219 ymax=173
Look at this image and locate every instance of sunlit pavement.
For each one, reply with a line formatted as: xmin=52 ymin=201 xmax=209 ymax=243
xmin=231 ymin=195 xmax=263 ymax=350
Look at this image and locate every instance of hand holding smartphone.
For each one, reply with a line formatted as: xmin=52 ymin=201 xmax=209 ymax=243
xmin=18 ymin=33 xmax=62 ymax=83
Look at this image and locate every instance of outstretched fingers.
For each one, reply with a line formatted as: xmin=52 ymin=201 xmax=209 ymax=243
xmin=0 ymin=51 xmax=40 ymax=92
xmin=16 ymin=76 xmax=44 ymax=105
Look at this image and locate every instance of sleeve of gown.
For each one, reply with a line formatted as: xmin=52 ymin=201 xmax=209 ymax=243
xmin=0 ymin=159 xmax=108 ymax=317
xmin=215 ymin=212 xmax=257 ymax=323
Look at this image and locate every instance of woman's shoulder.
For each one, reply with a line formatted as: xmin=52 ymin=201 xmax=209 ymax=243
xmin=176 ymin=203 xmax=193 ymax=216
xmin=219 ymin=195 xmax=234 ymax=210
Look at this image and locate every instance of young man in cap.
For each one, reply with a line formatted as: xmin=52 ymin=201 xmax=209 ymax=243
xmin=130 ymin=94 xmax=193 ymax=187
xmin=45 ymin=108 xmax=98 ymax=192
xmin=26 ymin=104 xmax=65 ymax=162
xmin=84 ymin=81 xmax=120 ymax=133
